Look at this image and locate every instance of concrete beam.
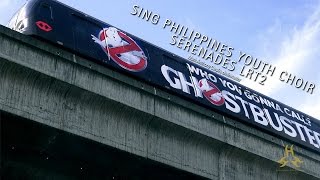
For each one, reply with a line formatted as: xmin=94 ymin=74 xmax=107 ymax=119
xmin=0 ymin=25 xmax=319 ymax=179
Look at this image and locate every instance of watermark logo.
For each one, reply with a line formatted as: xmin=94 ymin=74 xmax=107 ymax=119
xmin=278 ymin=145 xmax=303 ymax=168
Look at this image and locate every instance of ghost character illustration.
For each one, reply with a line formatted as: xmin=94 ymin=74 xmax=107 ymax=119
xmin=199 ymin=78 xmax=223 ymax=102
xmin=91 ymin=27 xmax=146 ymax=65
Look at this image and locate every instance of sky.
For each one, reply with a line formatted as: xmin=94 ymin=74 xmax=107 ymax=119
xmin=1 ymin=0 xmax=320 ymax=121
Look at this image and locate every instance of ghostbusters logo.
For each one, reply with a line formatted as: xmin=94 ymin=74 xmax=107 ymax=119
xmin=91 ymin=27 xmax=147 ymax=72
xmin=199 ymin=78 xmax=225 ymax=106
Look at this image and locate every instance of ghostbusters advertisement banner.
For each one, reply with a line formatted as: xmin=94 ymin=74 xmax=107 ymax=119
xmin=90 ymin=26 xmax=320 ymax=153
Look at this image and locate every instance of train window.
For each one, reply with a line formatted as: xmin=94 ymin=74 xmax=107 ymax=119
xmin=7 ymin=0 xmax=37 ymax=31
xmin=7 ymin=2 xmax=29 ymax=30
xmin=7 ymin=12 xmax=19 ymax=29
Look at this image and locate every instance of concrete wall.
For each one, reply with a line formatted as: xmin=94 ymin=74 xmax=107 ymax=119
xmin=0 ymin=25 xmax=319 ymax=179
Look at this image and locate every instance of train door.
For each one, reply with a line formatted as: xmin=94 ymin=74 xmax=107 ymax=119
xmin=72 ymin=14 xmax=105 ymax=62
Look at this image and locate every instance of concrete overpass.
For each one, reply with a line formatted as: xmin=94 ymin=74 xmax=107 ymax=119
xmin=0 ymin=25 xmax=319 ymax=179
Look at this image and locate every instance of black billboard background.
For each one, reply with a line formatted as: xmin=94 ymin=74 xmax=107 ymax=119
xmin=87 ymin=23 xmax=320 ymax=154
xmin=160 ymin=54 xmax=320 ymax=153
